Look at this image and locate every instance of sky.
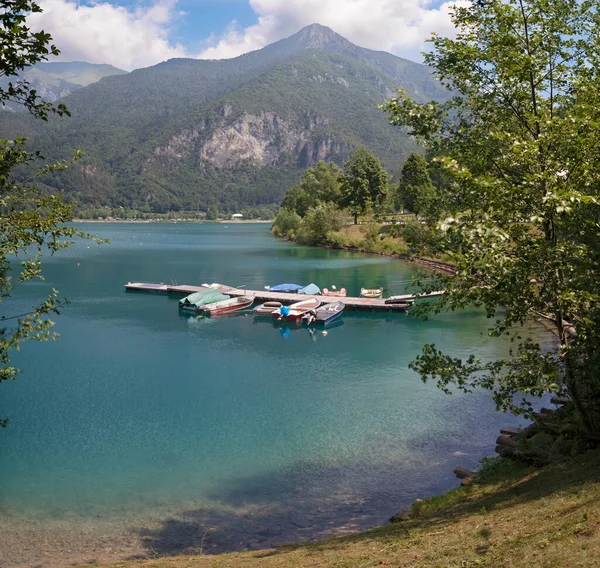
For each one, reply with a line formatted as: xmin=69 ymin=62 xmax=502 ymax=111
xmin=27 ymin=0 xmax=465 ymax=71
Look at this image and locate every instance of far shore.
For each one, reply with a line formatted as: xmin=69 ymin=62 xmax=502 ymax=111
xmin=71 ymin=218 xmax=273 ymax=224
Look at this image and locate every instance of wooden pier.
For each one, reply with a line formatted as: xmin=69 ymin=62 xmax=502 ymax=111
xmin=124 ymin=282 xmax=443 ymax=312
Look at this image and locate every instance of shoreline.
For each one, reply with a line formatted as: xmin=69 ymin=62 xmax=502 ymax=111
xmin=276 ymin=234 xmax=456 ymax=275
xmin=71 ymin=219 xmax=273 ymax=224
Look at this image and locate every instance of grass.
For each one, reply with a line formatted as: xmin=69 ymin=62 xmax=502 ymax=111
xmin=85 ymin=449 xmax=600 ymax=568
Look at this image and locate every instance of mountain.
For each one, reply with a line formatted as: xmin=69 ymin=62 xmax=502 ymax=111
xmin=2 ymin=24 xmax=449 ymax=215
xmin=0 ymin=62 xmax=127 ymax=107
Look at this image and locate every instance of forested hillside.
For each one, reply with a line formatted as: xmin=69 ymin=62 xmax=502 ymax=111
xmin=1 ymin=24 xmax=449 ymax=215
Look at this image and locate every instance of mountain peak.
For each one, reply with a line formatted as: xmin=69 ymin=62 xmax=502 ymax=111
xmin=292 ymin=23 xmax=355 ymax=51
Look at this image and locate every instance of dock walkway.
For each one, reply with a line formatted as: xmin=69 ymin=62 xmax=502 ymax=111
xmin=124 ymin=282 xmax=443 ymax=313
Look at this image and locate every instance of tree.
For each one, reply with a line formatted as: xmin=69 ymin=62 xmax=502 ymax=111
xmin=296 ymin=202 xmax=347 ymax=244
xmin=205 ymin=204 xmax=219 ymax=220
xmin=381 ymin=0 xmax=600 ymax=432
xmin=280 ymin=161 xmax=342 ymax=217
xmin=1 ymin=1 xmax=94 ymax=426
xmin=338 ymin=148 xmax=389 ymax=224
xmin=396 ymin=152 xmax=440 ymax=220
xmin=0 ymin=1 xmax=69 ymax=119
xmin=271 ymin=207 xmax=302 ymax=238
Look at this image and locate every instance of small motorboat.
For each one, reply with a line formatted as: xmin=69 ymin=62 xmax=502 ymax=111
xmin=274 ymin=298 xmax=320 ymax=322
xmin=303 ymin=301 xmax=345 ymax=325
xmin=322 ymin=286 xmax=347 ymax=297
xmin=253 ymin=301 xmax=283 ymax=317
xmin=179 ymin=289 xmax=230 ymax=312
xmin=203 ymin=295 xmax=254 ymax=317
xmin=360 ymin=287 xmax=383 ymax=298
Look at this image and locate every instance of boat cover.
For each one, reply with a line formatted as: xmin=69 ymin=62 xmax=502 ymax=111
xmin=179 ymin=289 xmax=229 ymax=307
xmin=268 ymin=283 xmax=304 ymax=292
xmin=298 ymin=283 xmax=320 ymax=295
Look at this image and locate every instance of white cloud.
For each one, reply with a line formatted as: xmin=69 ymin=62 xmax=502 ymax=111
xmin=26 ymin=0 xmax=465 ymax=70
xmin=30 ymin=0 xmax=187 ymax=70
xmin=199 ymin=0 xmax=465 ymax=62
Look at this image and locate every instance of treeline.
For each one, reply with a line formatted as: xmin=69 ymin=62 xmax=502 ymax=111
xmin=272 ymin=148 xmax=451 ymax=257
xmin=75 ymin=203 xmax=279 ymax=221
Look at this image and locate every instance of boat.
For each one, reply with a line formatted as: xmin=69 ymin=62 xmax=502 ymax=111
xmin=384 ymin=297 xmax=415 ymax=305
xmin=298 ymin=283 xmax=321 ymax=295
xmin=322 ymin=286 xmax=347 ymax=297
xmin=360 ymin=287 xmax=384 ymax=298
xmin=203 ymin=295 xmax=254 ymax=317
xmin=302 ymin=301 xmax=345 ymax=325
xmin=253 ymin=301 xmax=283 ymax=317
xmin=179 ymin=289 xmax=230 ymax=312
xmin=274 ymin=298 xmax=320 ymax=322
xmin=383 ymin=297 xmax=414 ymax=312
xmin=265 ymin=283 xmax=304 ymax=293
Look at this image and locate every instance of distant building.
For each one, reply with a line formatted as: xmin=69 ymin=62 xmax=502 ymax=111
xmin=231 ymin=213 xmax=244 ymax=220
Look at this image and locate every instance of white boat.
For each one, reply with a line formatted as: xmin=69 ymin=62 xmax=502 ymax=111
xmin=303 ymin=301 xmax=345 ymax=325
xmin=360 ymin=287 xmax=383 ymax=298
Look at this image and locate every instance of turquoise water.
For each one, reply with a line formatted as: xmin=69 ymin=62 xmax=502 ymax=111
xmin=0 ymin=223 xmax=539 ymax=561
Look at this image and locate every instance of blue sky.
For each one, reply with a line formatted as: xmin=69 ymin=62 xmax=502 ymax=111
xmin=29 ymin=0 xmax=461 ymax=71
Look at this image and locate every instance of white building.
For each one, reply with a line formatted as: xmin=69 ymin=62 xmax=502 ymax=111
xmin=231 ymin=213 xmax=243 ymax=220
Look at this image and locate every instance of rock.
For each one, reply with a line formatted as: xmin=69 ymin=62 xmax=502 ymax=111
xmin=496 ymin=434 xmax=518 ymax=448
xmin=500 ymin=426 xmax=522 ymax=436
xmin=389 ymin=508 xmax=410 ymax=523
xmin=453 ymin=467 xmax=475 ymax=479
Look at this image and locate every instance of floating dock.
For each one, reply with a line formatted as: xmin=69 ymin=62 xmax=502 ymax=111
xmin=124 ymin=282 xmax=443 ymax=312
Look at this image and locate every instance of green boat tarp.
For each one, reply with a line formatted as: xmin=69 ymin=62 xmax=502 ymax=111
xmin=179 ymin=289 xmax=229 ymax=308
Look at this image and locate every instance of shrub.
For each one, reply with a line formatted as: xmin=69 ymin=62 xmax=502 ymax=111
xmin=271 ymin=208 xmax=301 ymax=237
xmin=298 ymin=203 xmax=348 ymax=244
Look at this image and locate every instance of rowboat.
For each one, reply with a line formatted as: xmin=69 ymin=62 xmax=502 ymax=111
xmin=274 ymin=298 xmax=320 ymax=322
xmin=203 ymin=295 xmax=254 ymax=317
xmin=322 ymin=286 xmax=347 ymax=297
xmin=384 ymin=297 xmax=415 ymax=305
xmin=302 ymin=301 xmax=345 ymax=325
xmin=360 ymin=287 xmax=383 ymax=298
xmin=253 ymin=301 xmax=283 ymax=317
xmin=179 ymin=289 xmax=230 ymax=312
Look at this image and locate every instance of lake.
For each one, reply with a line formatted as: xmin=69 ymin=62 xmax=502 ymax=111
xmin=0 ymin=223 xmax=540 ymax=567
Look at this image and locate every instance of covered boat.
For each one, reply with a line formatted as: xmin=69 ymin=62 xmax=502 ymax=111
xmin=274 ymin=298 xmax=320 ymax=322
xmin=203 ymin=295 xmax=254 ymax=317
xmin=360 ymin=287 xmax=384 ymax=298
xmin=303 ymin=301 xmax=345 ymax=325
xmin=253 ymin=301 xmax=283 ymax=317
xmin=265 ymin=283 xmax=304 ymax=293
xmin=298 ymin=283 xmax=321 ymax=295
xmin=179 ymin=289 xmax=229 ymax=312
